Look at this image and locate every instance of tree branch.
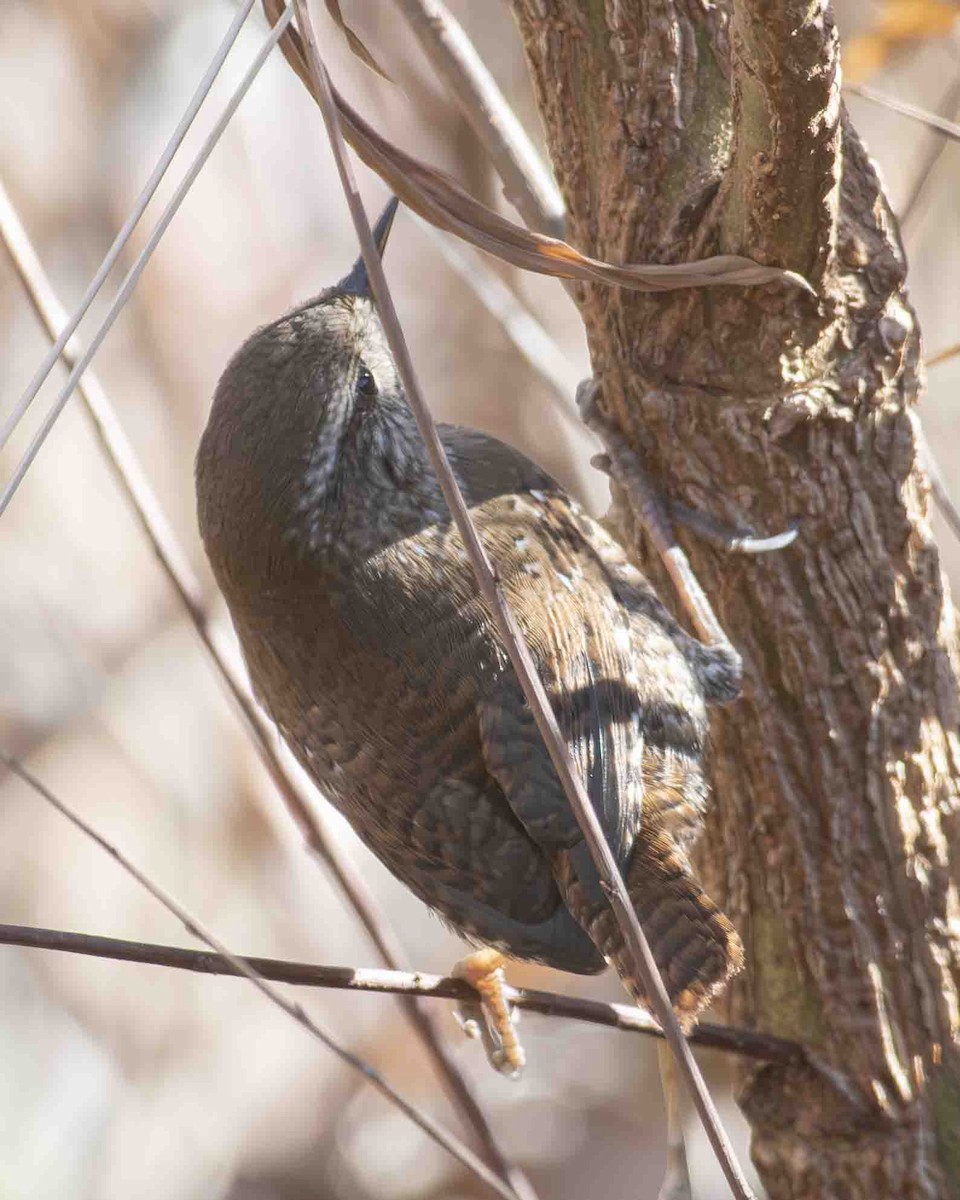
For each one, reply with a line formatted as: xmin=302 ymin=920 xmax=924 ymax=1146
xmin=0 ymin=920 xmax=807 ymax=1067
xmin=508 ymin=2 xmax=960 ymax=1196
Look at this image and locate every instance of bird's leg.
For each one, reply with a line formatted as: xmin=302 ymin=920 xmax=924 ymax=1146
xmin=577 ymin=378 xmax=795 ymax=646
xmin=656 ymin=1041 xmax=693 ymax=1200
xmin=452 ymin=948 xmax=525 ymax=1079
xmin=577 ymin=376 xmax=727 ymax=647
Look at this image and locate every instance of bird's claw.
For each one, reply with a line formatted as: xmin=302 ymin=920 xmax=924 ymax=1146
xmin=580 ymin=377 xmax=798 ymax=557
xmin=451 ymin=1000 xmax=482 ymax=1041
xmin=452 ymin=949 xmax=525 ymax=1079
xmin=667 ymin=500 xmax=799 ymax=556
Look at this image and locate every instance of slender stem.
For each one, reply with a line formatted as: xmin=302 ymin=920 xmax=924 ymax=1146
xmin=0 ymin=147 xmax=530 ymax=1200
xmin=0 ymin=754 xmax=516 ymax=1200
xmin=413 ymin=216 xmax=581 ymax=413
xmin=845 ymin=82 xmax=960 ymax=143
xmin=898 ymin=74 xmax=960 ymax=233
xmin=0 ymin=0 xmax=259 ymax=454
xmin=0 ymin=920 xmax=809 ymax=1067
xmin=927 ymin=340 xmax=960 ymax=370
xmin=388 ymin=0 xmax=564 ymax=235
xmin=0 ymin=7 xmax=294 ymax=521
xmin=288 ymin=6 xmax=756 ymax=1197
xmin=919 ymin=430 xmax=960 ymax=547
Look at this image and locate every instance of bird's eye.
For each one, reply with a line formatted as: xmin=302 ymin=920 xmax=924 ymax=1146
xmin=356 ymin=366 xmax=378 ymax=397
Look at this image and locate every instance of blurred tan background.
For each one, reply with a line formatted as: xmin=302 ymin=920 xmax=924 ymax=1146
xmin=0 ymin=2 xmax=958 ymax=1197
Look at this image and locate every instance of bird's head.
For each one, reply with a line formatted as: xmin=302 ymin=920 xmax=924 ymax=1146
xmin=197 ymin=197 xmax=424 ymax=559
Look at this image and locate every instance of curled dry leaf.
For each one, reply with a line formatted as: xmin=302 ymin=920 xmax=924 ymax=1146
xmin=323 ymin=0 xmax=392 ymax=81
xmin=265 ymin=0 xmax=814 ymax=296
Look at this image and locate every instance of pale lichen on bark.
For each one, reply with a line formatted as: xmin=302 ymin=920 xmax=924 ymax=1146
xmin=509 ymin=0 xmax=960 ymax=1195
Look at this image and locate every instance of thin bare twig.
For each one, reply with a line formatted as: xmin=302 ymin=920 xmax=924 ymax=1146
xmin=288 ymin=5 xmax=756 ymax=1198
xmin=879 ymin=75 xmax=960 ymax=550
xmin=0 ymin=921 xmax=809 ymax=1067
xmin=0 ymin=0 xmax=259 ymax=455
xmin=927 ymin=340 xmax=960 ymax=370
xmin=0 ymin=753 xmax=517 ymax=1200
xmin=414 ymin=216 xmax=581 ymax=416
xmin=388 ymin=0 xmax=564 ymax=235
xmin=0 ymin=168 xmax=533 ymax=1200
xmin=385 ymin=8 xmax=581 ymax=413
xmin=845 ymin=82 xmax=960 ymax=143
xmin=919 ymin=430 xmax=960 ymax=546
xmin=0 ymin=8 xmax=293 ymax=521
xmin=899 ymin=74 xmax=960 ymax=233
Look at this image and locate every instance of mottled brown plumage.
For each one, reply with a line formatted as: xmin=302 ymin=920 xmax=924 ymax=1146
xmin=195 ymin=200 xmax=743 ymax=1028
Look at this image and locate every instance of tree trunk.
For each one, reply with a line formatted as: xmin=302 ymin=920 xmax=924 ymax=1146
xmin=508 ymin=2 xmax=960 ymax=1195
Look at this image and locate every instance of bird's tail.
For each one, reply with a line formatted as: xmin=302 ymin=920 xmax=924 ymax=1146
xmin=585 ymin=829 xmax=743 ymax=1023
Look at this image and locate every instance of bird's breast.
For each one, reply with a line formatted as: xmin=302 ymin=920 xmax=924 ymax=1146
xmin=227 ymin=524 xmax=498 ymax=827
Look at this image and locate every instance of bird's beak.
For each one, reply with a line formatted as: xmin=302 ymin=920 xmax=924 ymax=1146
xmin=338 ymin=196 xmax=399 ymax=298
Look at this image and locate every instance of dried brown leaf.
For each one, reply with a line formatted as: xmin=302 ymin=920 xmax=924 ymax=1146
xmin=267 ymin=0 xmax=813 ymax=296
xmin=323 ymin=0 xmax=392 ymax=81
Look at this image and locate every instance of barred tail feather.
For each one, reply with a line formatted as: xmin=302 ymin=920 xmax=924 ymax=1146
xmin=588 ymin=829 xmax=743 ymax=1023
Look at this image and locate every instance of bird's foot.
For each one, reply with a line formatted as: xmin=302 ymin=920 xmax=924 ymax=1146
xmin=576 ymin=376 xmax=796 ymax=648
xmin=452 ymin=948 xmax=525 ymax=1079
xmin=577 ymin=377 xmax=797 ymax=557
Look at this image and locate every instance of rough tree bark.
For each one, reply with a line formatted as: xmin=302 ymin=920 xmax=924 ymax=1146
xmin=508 ymin=2 xmax=960 ymax=1196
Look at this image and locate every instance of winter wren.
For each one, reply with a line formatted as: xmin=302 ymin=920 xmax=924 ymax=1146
xmin=196 ymin=198 xmax=743 ymax=1063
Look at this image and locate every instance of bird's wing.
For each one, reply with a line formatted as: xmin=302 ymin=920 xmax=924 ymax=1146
xmin=464 ymin=468 xmax=741 ymax=1007
xmin=452 ymin=445 xmax=708 ymax=898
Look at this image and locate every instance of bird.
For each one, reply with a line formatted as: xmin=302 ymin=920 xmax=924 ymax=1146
xmin=195 ymin=196 xmax=744 ymax=1075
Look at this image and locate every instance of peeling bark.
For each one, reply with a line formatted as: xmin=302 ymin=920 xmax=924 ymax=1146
xmin=509 ymin=1 xmax=960 ymax=1195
